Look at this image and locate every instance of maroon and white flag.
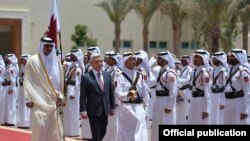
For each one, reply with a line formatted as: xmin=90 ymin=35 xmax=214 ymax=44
xmin=46 ymin=0 xmax=60 ymax=48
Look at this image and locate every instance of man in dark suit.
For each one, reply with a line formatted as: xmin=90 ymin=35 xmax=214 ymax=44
xmin=80 ymin=53 xmax=116 ymax=141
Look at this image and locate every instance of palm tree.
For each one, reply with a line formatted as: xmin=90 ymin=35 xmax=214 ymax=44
xmin=228 ymin=0 xmax=250 ymax=52
xmin=130 ymin=0 xmax=164 ymax=52
xmin=96 ymin=0 xmax=132 ymax=53
xmin=160 ymin=0 xmax=190 ymax=58
xmin=191 ymin=0 xmax=231 ymax=53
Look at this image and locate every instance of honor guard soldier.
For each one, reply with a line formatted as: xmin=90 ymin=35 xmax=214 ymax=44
xmin=0 ymin=55 xmax=6 ymax=124
xmin=247 ymin=55 xmax=250 ymax=64
xmin=210 ymin=52 xmax=228 ymax=124
xmin=2 ymin=54 xmax=19 ymax=126
xmin=187 ymin=50 xmax=211 ymax=125
xmin=102 ymin=51 xmax=122 ymax=141
xmin=224 ymin=49 xmax=250 ymax=124
xmin=64 ymin=49 xmax=84 ymax=137
xmin=115 ymin=52 xmax=149 ymax=141
xmin=104 ymin=51 xmax=111 ymax=71
xmin=151 ymin=51 xmax=178 ymax=141
xmin=63 ymin=53 xmax=72 ymax=73
xmin=177 ymin=55 xmax=193 ymax=124
xmin=147 ymin=55 xmax=161 ymax=127
xmin=134 ymin=50 xmax=151 ymax=124
xmin=17 ymin=54 xmax=31 ymax=128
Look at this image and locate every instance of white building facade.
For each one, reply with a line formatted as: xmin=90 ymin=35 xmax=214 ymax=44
xmin=0 ymin=0 xmax=247 ymax=57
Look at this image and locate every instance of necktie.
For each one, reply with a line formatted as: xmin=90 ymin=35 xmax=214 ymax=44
xmin=97 ymin=72 xmax=104 ymax=91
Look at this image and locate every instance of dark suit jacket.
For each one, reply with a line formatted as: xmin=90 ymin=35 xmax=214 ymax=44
xmin=80 ymin=70 xmax=115 ymax=116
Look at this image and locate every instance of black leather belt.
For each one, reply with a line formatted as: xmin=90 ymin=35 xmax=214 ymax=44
xmin=150 ymin=85 xmax=156 ymax=89
xmin=121 ymin=101 xmax=142 ymax=104
xmin=2 ymin=80 xmax=11 ymax=86
xmin=225 ymin=90 xmax=244 ymax=99
xmin=211 ymin=88 xmax=224 ymax=93
xmin=156 ymin=90 xmax=169 ymax=96
xmin=192 ymin=90 xmax=204 ymax=97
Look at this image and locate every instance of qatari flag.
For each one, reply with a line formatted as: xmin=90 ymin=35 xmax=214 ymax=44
xmin=46 ymin=0 xmax=60 ymax=48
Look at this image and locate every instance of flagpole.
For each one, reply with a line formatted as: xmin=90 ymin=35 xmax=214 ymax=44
xmin=58 ymin=31 xmax=63 ymax=59
xmin=58 ymin=30 xmax=67 ymax=141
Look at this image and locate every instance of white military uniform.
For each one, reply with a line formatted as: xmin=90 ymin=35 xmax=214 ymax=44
xmin=188 ymin=66 xmax=211 ymax=124
xmin=102 ymin=64 xmax=121 ymax=141
xmin=2 ymin=54 xmax=18 ymax=125
xmin=103 ymin=52 xmax=122 ymax=141
xmin=115 ymin=52 xmax=149 ymax=141
xmin=177 ymin=64 xmax=193 ymax=124
xmin=147 ymin=57 xmax=161 ymax=127
xmin=210 ymin=65 xmax=227 ymax=124
xmin=63 ymin=62 xmax=82 ymax=136
xmin=210 ymin=52 xmax=228 ymax=124
xmin=188 ymin=50 xmax=211 ymax=125
xmin=224 ymin=49 xmax=250 ymax=124
xmin=64 ymin=49 xmax=84 ymax=136
xmin=16 ymin=54 xmax=31 ymax=128
xmin=151 ymin=51 xmax=177 ymax=141
xmin=0 ymin=55 xmax=5 ymax=124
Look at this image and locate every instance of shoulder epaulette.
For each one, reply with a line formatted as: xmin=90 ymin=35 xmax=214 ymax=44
xmin=239 ymin=65 xmax=245 ymax=71
xmin=114 ymin=68 xmax=122 ymax=74
xmin=221 ymin=67 xmax=226 ymax=72
xmin=202 ymin=68 xmax=208 ymax=72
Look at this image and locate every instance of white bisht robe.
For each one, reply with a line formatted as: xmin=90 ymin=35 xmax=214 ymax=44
xmin=3 ymin=64 xmax=18 ymax=125
xmin=24 ymin=54 xmax=64 ymax=141
xmin=63 ymin=63 xmax=82 ymax=136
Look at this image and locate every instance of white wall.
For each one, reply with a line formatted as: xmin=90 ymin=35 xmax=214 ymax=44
xmin=0 ymin=0 xmax=247 ymax=58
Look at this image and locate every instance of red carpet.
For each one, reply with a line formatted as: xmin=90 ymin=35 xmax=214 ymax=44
xmin=0 ymin=126 xmax=31 ymax=141
xmin=0 ymin=126 xmax=89 ymax=141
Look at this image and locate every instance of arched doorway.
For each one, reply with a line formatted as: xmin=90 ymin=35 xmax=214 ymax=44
xmin=0 ymin=18 xmax=21 ymax=58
